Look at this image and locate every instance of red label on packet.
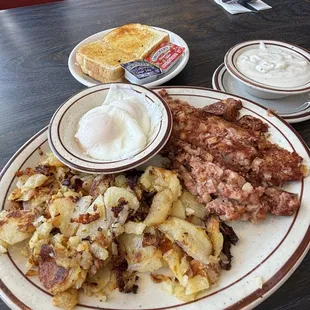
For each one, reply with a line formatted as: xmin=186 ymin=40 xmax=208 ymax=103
xmin=144 ymin=42 xmax=185 ymax=72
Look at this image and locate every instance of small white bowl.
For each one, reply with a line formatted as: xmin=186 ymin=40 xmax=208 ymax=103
xmin=224 ymin=40 xmax=310 ymax=99
xmin=48 ymin=83 xmax=173 ymax=174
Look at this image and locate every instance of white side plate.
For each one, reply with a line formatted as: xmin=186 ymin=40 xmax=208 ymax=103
xmin=212 ymin=63 xmax=310 ymax=124
xmin=68 ymin=27 xmax=190 ymax=88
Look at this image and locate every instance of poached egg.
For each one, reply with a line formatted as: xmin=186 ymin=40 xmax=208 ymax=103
xmin=75 ymin=85 xmax=162 ymax=161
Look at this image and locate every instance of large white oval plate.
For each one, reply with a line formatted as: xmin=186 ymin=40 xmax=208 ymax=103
xmin=68 ymin=27 xmax=190 ymax=88
xmin=0 ymin=87 xmax=309 ymax=310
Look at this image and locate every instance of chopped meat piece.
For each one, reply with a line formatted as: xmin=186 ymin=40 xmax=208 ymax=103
xmin=38 ymin=245 xmax=69 ymax=291
xmin=173 ymin=142 xmax=299 ymax=223
xmin=237 ymin=115 xmax=268 ymax=132
xmin=158 ymin=89 xmax=305 ymax=223
xmin=175 ymin=151 xmax=264 ymax=206
xmin=250 ymin=142 xmax=305 ymax=186
xmin=160 ymin=90 xmax=305 ymax=187
xmin=203 ymin=98 xmax=242 ymax=122
xmin=206 ymin=197 xmax=269 ymax=223
xmin=208 ymin=139 xmax=258 ymax=173
xmin=263 ymin=187 xmax=300 ymax=216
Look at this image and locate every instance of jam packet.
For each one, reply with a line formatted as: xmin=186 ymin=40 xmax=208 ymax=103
xmin=144 ymin=42 xmax=185 ymax=73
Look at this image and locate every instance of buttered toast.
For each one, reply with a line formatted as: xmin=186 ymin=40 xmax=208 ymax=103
xmin=76 ymin=24 xmax=169 ymax=83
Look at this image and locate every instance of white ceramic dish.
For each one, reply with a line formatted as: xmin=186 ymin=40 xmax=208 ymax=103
xmin=212 ymin=63 xmax=310 ymax=124
xmin=1 ymin=87 xmax=310 ymax=310
xmin=68 ymin=27 xmax=190 ymax=88
xmin=224 ymin=40 xmax=310 ymax=99
xmin=48 ymin=83 xmax=173 ymax=174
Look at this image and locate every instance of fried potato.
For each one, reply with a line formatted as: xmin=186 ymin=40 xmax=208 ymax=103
xmin=162 ymin=248 xmax=189 ymax=286
xmin=90 ymin=175 xmax=114 ymax=197
xmin=0 ymin=209 xmax=37 ymax=245
xmin=158 ymin=217 xmax=213 ymax=264
xmin=144 ymin=189 xmax=173 ymax=226
xmin=22 ymin=174 xmax=48 ymax=192
xmin=124 ymin=221 xmax=146 ymax=235
xmin=0 ymin=239 xmax=8 ymax=253
xmin=104 ymin=187 xmax=139 ymax=225
xmin=53 ymin=288 xmax=78 ymax=310
xmin=75 ymin=195 xmax=108 ymax=239
xmin=185 ymin=275 xmax=209 ymax=295
xmin=89 ymin=241 xmax=109 ymax=261
xmin=114 ymin=175 xmax=128 ymax=187
xmin=170 ymin=200 xmax=186 ymax=219
xmin=206 ymin=217 xmax=224 ymax=257
xmin=29 ymin=221 xmax=53 ymax=249
xmin=83 ymin=265 xmax=111 ymax=296
xmin=119 ymin=234 xmax=162 ymax=272
xmin=49 ymin=198 xmax=78 ymax=237
xmin=140 ymin=166 xmax=181 ymax=201
xmin=180 ymin=190 xmax=208 ymax=219
xmin=40 ymin=153 xmax=65 ymax=167
xmin=104 ymin=187 xmax=139 ymax=211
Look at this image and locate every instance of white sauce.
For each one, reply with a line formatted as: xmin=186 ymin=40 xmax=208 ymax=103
xmin=236 ymin=42 xmax=310 ymax=88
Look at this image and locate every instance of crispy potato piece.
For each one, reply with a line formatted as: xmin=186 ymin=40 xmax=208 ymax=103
xmin=0 ymin=209 xmax=37 ymax=245
xmin=89 ymin=241 xmax=109 ymax=261
xmin=104 ymin=187 xmax=139 ymax=225
xmin=119 ymin=234 xmax=162 ymax=272
xmin=124 ymin=221 xmax=146 ymax=235
xmin=53 ymin=288 xmax=78 ymax=310
xmin=206 ymin=217 xmax=224 ymax=257
xmin=180 ymin=190 xmax=208 ymax=219
xmin=144 ymin=189 xmax=173 ymax=226
xmin=162 ymin=248 xmax=189 ymax=286
xmin=49 ymin=198 xmax=78 ymax=237
xmin=104 ymin=187 xmax=139 ymax=212
xmin=140 ymin=166 xmax=181 ymax=201
xmin=29 ymin=221 xmax=53 ymax=249
xmin=114 ymin=175 xmax=128 ymax=187
xmin=75 ymin=195 xmax=108 ymax=239
xmin=170 ymin=200 xmax=186 ymax=219
xmin=158 ymin=217 xmax=213 ymax=264
xmin=185 ymin=275 xmax=209 ymax=295
xmin=22 ymin=174 xmax=48 ymax=192
xmin=0 ymin=239 xmax=8 ymax=253
xmin=40 ymin=153 xmax=65 ymax=167
xmin=90 ymin=175 xmax=114 ymax=198
xmin=83 ymin=265 xmax=111 ymax=296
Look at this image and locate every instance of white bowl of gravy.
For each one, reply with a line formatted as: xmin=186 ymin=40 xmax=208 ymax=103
xmin=224 ymin=40 xmax=310 ymax=99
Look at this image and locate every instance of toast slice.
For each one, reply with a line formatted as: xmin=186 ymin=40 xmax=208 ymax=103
xmin=76 ymin=41 xmax=134 ymax=83
xmin=101 ymin=23 xmax=169 ymax=58
xmin=76 ymin=23 xmax=169 ymax=83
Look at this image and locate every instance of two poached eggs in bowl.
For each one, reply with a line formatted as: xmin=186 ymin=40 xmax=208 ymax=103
xmin=48 ymin=83 xmax=172 ymax=173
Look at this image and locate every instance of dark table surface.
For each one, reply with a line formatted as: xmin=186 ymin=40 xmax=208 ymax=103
xmin=0 ymin=0 xmax=309 ymax=309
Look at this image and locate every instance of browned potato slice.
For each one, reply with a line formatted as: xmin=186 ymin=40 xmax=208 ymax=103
xmin=159 ymin=217 xmax=213 ymax=264
xmin=144 ymin=189 xmax=173 ymax=226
